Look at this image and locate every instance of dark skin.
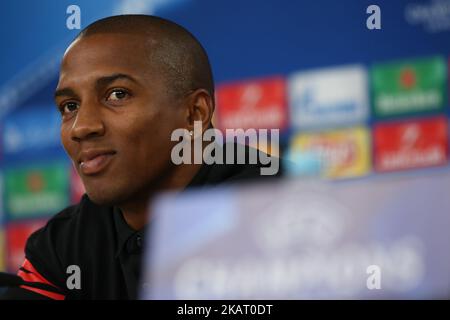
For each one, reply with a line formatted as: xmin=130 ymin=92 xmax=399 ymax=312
xmin=55 ymin=33 xmax=213 ymax=230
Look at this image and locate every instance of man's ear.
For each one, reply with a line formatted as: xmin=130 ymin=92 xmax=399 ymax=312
xmin=184 ymin=89 xmax=214 ymax=133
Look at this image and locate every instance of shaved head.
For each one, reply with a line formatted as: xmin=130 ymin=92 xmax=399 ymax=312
xmin=57 ymin=13 xmax=216 ymax=227
xmin=74 ymin=14 xmax=214 ymax=102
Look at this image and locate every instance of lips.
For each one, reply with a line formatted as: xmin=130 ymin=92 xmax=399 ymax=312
xmin=78 ymin=149 xmax=116 ymax=176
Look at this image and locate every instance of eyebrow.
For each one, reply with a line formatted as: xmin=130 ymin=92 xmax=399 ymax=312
xmin=54 ymin=87 xmax=78 ymax=100
xmin=95 ymin=73 xmax=139 ymax=90
xmin=54 ymin=73 xmax=139 ymax=99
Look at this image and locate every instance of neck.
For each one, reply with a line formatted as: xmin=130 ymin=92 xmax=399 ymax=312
xmin=118 ymin=200 xmax=150 ymax=231
xmin=118 ymin=162 xmax=202 ymax=230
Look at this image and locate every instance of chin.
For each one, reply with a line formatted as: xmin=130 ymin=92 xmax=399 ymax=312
xmin=84 ymin=187 xmax=123 ymax=207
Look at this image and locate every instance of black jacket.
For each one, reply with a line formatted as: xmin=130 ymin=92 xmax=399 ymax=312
xmin=1 ymin=144 xmax=281 ymax=300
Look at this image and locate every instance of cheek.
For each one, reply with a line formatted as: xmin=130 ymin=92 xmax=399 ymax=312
xmin=60 ymin=124 xmax=76 ymax=158
xmin=112 ymin=113 xmax=158 ymax=160
xmin=120 ymin=106 xmax=176 ymax=141
xmin=117 ymin=111 xmax=178 ymax=165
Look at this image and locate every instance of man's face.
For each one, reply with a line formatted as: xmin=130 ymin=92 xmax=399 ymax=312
xmin=55 ymin=33 xmax=185 ymax=205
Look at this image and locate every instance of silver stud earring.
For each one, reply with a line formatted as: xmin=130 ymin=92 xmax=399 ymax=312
xmin=189 ymin=131 xmax=193 ymax=137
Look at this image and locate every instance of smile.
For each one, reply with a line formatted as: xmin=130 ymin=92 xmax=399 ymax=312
xmin=79 ymin=150 xmax=116 ymax=176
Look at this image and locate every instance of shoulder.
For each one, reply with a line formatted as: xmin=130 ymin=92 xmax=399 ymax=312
xmin=193 ymin=143 xmax=283 ymax=187
xmin=25 ymin=195 xmax=114 ymax=279
xmin=27 ymin=194 xmax=111 ymax=247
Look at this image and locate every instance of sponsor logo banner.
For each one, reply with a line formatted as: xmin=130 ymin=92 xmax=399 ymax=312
xmin=4 ymin=163 xmax=69 ymax=219
xmin=5 ymin=220 xmax=47 ymax=272
xmin=289 ymin=127 xmax=371 ymax=179
xmin=371 ymin=56 xmax=446 ymax=118
xmin=374 ymin=116 xmax=448 ymax=172
xmin=216 ymin=77 xmax=288 ymax=130
xmin=0 ymin=173 xmax=3 ymax=221
xmin=289 ymin=65 xmax=369 ymax=130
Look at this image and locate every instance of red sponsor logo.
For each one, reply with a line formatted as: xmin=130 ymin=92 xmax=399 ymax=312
xmin=374 ymin=117 xmax=448 ymax=172
xmin=6 ymin=220 xmax=47 ymax=272
xmin=216 ymin=77 xmax=288 ymax=130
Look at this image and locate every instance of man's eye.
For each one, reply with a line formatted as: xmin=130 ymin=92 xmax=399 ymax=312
xmin=61 ymin=102 xmax=79 ymax=114
xmin=107 ymin=89 xmax=129 ymax=101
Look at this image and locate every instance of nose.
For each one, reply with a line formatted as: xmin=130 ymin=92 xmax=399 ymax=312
xmin=70 ymin=101 xmax=105 ymax=142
